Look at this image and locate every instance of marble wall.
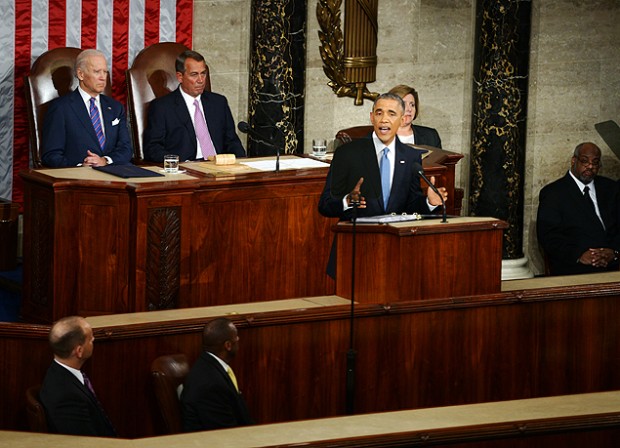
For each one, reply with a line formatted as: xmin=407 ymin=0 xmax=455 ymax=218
xmin=192 ymin=0 xmax=620 ymax=276
xmin=526 ymin=0 xmax=620 ymax=274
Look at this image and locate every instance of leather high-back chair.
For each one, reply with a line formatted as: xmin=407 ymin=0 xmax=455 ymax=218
xmin=25 ymin=385 xmax=48 ymax=433
xmin=24 ymin=47 xmax=113 ymax=168
xmin=126 ymin=42 xmax=208 ymax=162
xmin=151 ymin=353 xmax=189 ymax=434
xmin=334 ymin=125 xmax=373 ymax=149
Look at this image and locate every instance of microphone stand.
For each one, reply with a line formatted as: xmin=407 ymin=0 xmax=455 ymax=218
xmin=345 ymin=198 xmax=359 ymax=415
xmin=418 ymin=170 xmax=447 ymax=223
xmin=237 ymin=121 xmax=281 ymax=173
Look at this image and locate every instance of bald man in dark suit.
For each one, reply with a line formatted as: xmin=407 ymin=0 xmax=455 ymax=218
xmin=537 ymin=142 xmax=620 ymax=275
xmin=40 ymin=316 xmax=116 ymax=437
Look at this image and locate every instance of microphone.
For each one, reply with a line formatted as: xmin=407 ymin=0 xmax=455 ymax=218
xmin=595 ymin=120 xmax=620 ymax=161
xmin=418 ymin=170 xmax=447 ymax=223
xmin=237 ymin=121 xmax=281 ymax=172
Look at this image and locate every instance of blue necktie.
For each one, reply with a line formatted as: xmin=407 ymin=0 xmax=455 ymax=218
xmin=380 ymin=147 xmax=391 ymax=210
xmin=89 ymin=97 xmax=106 ymax=150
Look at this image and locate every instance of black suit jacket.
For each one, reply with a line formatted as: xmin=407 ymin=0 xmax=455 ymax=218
xmin=537 ymin=172 xmax=620 ymax=275
xmin=143 ymin=87 xmax=245 ymax=162
xmin=412 ymin=124 xmax=442 ymax=148
xmin=39 ymin=361 xmax=116 ymax=437
xmin=181 ymin=352 xmax=253 ymax=432
xmin=41 ymin=89 xmax=133 ymax=167
xmin=319 ymin=135 xmax=430 ymax=219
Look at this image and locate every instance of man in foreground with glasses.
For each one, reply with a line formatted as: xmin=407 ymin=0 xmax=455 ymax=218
xmin=537 ymin=142 xmax=620 ymax=275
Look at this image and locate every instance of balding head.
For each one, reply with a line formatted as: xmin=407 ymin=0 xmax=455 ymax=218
xmin=49 ymin=316 xmax=94 ymax=367
xmin=571 ymin=142 xmax=602 ymax=184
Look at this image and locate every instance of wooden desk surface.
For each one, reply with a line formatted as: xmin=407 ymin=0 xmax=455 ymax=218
xmin=85 ymin=296 xmax=350 ymax=328
xmin=31 ymin=156 xmax=330 ymax=184
xmin=2 ymin=391 xmax=619 ymax=447
xmin=502 ymin=271 xmax=620 ymax=291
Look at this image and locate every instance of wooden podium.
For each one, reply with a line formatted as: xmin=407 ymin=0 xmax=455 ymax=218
xmin=19 ymin=151 xmax=465 ymax=323
xmin=335 ymin=217 xmax=508 ymax=303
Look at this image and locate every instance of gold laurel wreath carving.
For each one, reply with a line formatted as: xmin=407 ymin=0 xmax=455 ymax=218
xmin=316 ymin=0 xmax=378 ymax=105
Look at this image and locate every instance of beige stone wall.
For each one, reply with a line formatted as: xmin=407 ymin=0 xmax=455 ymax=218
xmin=526 ymin=0 xmax=620 ymax=274
xmin=305 ymin=0 xmax=475 ymax=182
xmin=193 ymin=0 xmax=620 ymax=276
xmin=192 ymin=0 xmax=252 ymax=141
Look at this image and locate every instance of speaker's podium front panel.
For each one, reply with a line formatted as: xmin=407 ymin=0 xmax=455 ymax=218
xmin=335 ymin=217 xmax=507 ymax=303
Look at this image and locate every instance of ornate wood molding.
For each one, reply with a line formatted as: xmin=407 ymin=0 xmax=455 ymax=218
xmin=146 ymin=207 xmax=181 ymax=311
xmin=317 ymin=0 xmax=379 ymax=105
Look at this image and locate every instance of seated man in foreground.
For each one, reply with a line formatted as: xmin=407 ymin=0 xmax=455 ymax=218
xmin=181 ymin=318 xmax=253 ymax=431
xmin=537 ymin=142 xmax=620 ymax=275
xmin=143 ymin=50 xmax=246 ymax=162
xmin=39 ymin=316 xmax=116 ymax=437
xmin=41 ymin=49 xmax=133 ymax=167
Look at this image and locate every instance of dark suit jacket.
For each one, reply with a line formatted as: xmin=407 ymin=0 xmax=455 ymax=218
xmin=143 ymin=87 xmax=246 ymax=162
xmin=319 ymin=136 xmax=430 ymax=220
xmin=537 ymin=172 xmax=620 ymax=275
xmin=412 ymin=124 xmax=442 ymax=148
xmin=39 ymin=361 xmax=116 ymax=437
xmin=180 ymin=352 xmax=253 ymax=432
xmin=41 ymin=89 xmax=133 ymax=167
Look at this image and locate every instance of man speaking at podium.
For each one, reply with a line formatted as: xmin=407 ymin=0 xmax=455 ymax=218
xmin=318 ymin=92 xmax=447 ymax=277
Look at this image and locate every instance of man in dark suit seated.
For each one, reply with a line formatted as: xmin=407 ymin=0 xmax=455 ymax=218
xmin=181 ymin=318 xmax=253 ymax=431
xmin=143 ymin=50 xmax=246 ymax=162
xmin=537 ymin=142 xmax=620 ymax=275
xmin=41 ymin=49 xmax=133 ymax=168
xmin=318 ymin=92 xmax=447 ymax=277
xmin=39 ymin=316 xmax=116 ymax=437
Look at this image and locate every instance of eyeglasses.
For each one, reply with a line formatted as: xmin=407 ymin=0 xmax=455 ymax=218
xmin=577 ymin=157 xmax=601 ymax=167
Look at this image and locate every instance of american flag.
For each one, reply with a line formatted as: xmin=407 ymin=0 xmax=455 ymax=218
xmin=0 ymin=0 xmax=193 ymax=204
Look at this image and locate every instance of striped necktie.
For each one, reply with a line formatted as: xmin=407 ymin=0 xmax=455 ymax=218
xmin=89 ymin=97 xmax=106 ymax=151
xmin=193 ymin=99 xmax=217 ymax=157
xmin=82 ymin=371 xmax=97 ymax=397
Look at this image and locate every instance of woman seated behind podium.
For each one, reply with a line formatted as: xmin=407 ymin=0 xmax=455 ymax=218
xmin=388 ymin=84 xmax=442 ymax=148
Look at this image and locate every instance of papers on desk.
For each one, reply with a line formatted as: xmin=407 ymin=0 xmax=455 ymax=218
xmin=356 ymin=213 xmax=422 ymax=224
xmin=241 ymin=157 xmax=330 ymax=171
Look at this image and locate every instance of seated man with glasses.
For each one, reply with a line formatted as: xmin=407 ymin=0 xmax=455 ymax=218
xmin=537 ymin=142 xmax=620 ymax=275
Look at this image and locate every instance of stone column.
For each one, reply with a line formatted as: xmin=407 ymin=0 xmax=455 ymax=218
xmin=469 ymin=0 xmax=532 ymax=277
xmin=247 ymin=0 xmax=307 ymax=156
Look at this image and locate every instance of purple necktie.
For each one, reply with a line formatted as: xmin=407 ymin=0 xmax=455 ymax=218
xmin=89 ymin=97 xmax=106 ymax=150
xmin=193 ymin=99 xmax=216 ymax=157
xmin=82 ymin=371 xmax=116 ymax=434
xmin=82 ymin=371 xmax=97 ymax=397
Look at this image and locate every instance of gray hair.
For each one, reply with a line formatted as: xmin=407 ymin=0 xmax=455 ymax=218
xmin=372 ymin=92 xmax=405 ymax=114
xmin=75 ymin=49 xmax=107 ymax=74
